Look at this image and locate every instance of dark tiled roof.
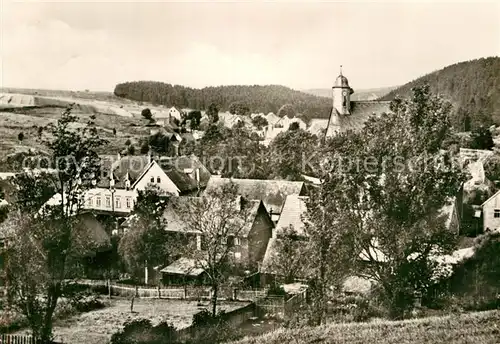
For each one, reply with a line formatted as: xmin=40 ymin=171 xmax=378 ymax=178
xmin=97 ymin=155 xmax=152 ymax=189
xmin=157 ymin=155 xmax=211 ymax=189
xmin=325 ymin=101 xmax=392 ymax=137
xmin=161 ymin=196 xmax=262 ymax=237
xmin=204 ymin=178 xmax=305 ymax=214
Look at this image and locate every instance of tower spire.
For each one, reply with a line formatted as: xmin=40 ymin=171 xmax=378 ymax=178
xmin=340 ymin=65 xmax=343 ymax=76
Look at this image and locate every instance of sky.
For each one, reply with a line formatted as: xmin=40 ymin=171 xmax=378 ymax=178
xmin=0 ymin=0 xmax=499 ymax=92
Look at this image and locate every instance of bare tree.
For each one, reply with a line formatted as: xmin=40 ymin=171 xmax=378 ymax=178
xmin=176 ymin=183 xmax=253 ymax=316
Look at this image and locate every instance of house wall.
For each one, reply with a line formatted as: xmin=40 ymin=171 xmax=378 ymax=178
xmin=83 ymin=188 xmax=137 ymax=213
xmin=133 ymin=162 xmax=180 ymax=196
xmin=246 ymin=205 xmax=274 ymax=270
xmin=482 ymin=193 xmax=500 ymax=231
xmin=169 ymin=108 xmax=182 ymax=121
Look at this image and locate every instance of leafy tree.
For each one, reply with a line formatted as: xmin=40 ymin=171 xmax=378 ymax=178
xmin=267 ymin=226 xmax=307 ymax=284
xmin=268 ymin=128 xmax=319 ymax=180
xmin=176 ymin=183 xmax=253 ymax=316
xmin=470 ymin=126 xmax=494 ymax=150
xmin=127 ymin=145 xmax=136 ymax=156
xmin=141 ymin=108 xmax=153 ymax=121
xmin=140 ymin=141 xmax=150 ymax=154
xmin=289 ymin=122 xmax=300 ymax=131
xmin=113 ymin=128 xmax=117 ymax=136
xmin=229 ymin=101 xmax=250 ymax=116
xmin=277 ymin=104 xmax=296 ymax=118
xmin=37 ymin=126 xmax=44 ymax=139
xmin=319 ymin=86 xmax=465 ymax=319
xmin=125 ymin=139 xmax=132 ymax=146
xmin=4 ymin=106 xmax=107 ymax=343
xmin=17 ymin=132 xmax=24 ymax=142
xmin=251 ymin=115 xmax=268 ymax=130
xmin=118 ymin=186 xmax=172 ymax=289
xmin=206 ymin=103 xmax=219 ymax=123
xmin=182 ymin=110 xmax=202 ymax=131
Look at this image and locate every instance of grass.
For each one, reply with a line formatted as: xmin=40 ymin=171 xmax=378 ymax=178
xmin=12 ymin=298 xmax=250 ymax=344
xmin=230 ymin=310 xmax=500 ymax=344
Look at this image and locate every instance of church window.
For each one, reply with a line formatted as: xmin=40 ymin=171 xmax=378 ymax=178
xmin=343 ymin=95 xmax=347 ymax=107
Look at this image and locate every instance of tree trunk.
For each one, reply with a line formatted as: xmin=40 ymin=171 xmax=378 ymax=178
xmin=211 ymin=284 xmax=218 ymax=317
xmin=130 ymin=295 xmax=135 ymax=313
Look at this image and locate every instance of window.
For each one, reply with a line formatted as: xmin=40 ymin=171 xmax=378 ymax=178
xmin=150 ymin=177 xmax=155 ymax=183
xmin=494 ymin=209 xmax=500 ymax=218
xmin=234 ymin=252 xmax=241 ymax=260
xmin=227 ymin=235 xmax=235 ymax=248
xmin=234 ymin=237 xmax=241 ymax=246
xmin=105 ymin=196 xmax=111 ymax=208
xmin=96 ymin=197 xmax=101 ymax=207
xmin=115 ymin=196 xmax=121 ymax=209
xmin=157 ymin=176 xmax=161 ymax=183
xmin=343 ymin=95 xmax=347 ymax=107
xmin=86 ymin=197 xmax=93 ymax=207
xmin=126 ymin=197 xmax=131 ymax=209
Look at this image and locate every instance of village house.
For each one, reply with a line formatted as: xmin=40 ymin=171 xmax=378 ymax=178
xmin=122 ymin=195 xmax=274 ymax=285
xmin=204 ymin=178 xmax=306 ymax=222
xmin=42 ymin=154 xmax=211 ymax=217
xmin=480 ymin=189 xmax=500 ymax=233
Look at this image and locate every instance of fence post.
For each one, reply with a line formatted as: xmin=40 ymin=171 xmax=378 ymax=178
xmin=184 ymin=285 xmax=188 ymax=299
xmin=233 ymin=288 xmax=238 ymax=301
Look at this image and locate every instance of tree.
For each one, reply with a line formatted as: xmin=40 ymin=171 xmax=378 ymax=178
xmin=229 ymin=101 xmax=250 ymax=116
xmin=18 ymin=132 xmax=24 ymax=142
xmin=470 ymin=126 xmax=494 ymax=150
xmin=127 ymin=145 xmax=136 ymax=156
xmin=206 ymin=103 xmax=219 ymax=123
xmin=113 ymin=128 xmax=117 ymax=136
xmin=37 ymin=126 xmax=44 ymax=139
xmin=140 ymin=141 xmax=150 ymax=154
xmin=277 ymin=104 xmax=296 ymax=118
xmin=4 ymin=107 xmax=107 ymax=343
xmin=289 ymin=122 xmax=300 ymax=131
xmin=267 ymin=226 xmax=306 ymax=284
xmin=118 ymin=186 xmax=172 ymax=289
xmin=319 ymin=86 xmax=465 ymax=319
xmin=176 ymin=183 xmax=253 ymax=316
xmin=251 ymin=115 xmax=268 ymax=130
xmin=182 ymin=110 xmax=202 ymax=131
xmin=141 ymin=108 xmax=153 ymax=121
xmin=268 ymin=129 xmax=319 ymax=180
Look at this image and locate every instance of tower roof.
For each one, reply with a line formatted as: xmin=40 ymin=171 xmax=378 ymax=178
xmin=334 ymin=74 xmax=350 ymax=88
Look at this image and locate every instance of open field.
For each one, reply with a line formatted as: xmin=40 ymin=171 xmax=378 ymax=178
xmin=15 ymin=298 xmax=250 ymax=344
xmin=231 ymin=310 xmax=500 ymax=344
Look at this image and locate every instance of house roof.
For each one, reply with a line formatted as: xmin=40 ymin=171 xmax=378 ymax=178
xmin=204 ymin=178 xmax=305 ymax=215
xmin=266 ymin=113 xmax=280 ymax=125
xmin=308 ymin=119 xmax=329 ymax=136
xmin=482 ymin=188 xmax=500 ymax=207
xmin=162 ymin=196 xmax=263 ymax=237
xmin=160 ymin=257 xmax=205 ymax=276
xmin=325 ymin=101 xmax=392 ymax=137
xmin=158 ymin=155 xmax=211 ymax=189
xmin=274 ymin=195 xmax=309 ymax=236
xmin=97 ymin=155 xmax=152 ymax=189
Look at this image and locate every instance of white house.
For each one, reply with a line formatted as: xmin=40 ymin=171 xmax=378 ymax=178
xmin=481 ymin=189 xmax=500 ymax=233
xmin=42 ymin=155 xmax=212 ymax=216
xmin=168 ymin=107 xmax=183 ymax=121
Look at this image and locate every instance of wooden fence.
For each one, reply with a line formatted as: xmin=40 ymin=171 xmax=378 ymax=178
xmin=74 ymin=279 xmax=267 ymax=302
xmin=284 ymin=289 xmax=307 ymax=317
xmin=0 ymin=334 xmax=36 ymax=344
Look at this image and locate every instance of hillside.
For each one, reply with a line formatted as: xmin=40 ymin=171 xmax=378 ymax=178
xmin=232 ymin=310 xmax=500 ymax=344
xmin=304 ymin=86 xmax=397 ymax=101
xmin=380 ymin=57 xmax=500 ymax=130
xmin=114 ymin=82 xmax=333 ymax=120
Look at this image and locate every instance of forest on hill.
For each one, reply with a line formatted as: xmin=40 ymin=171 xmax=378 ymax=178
xmin=113 ymin=82 xmax=332 ymax=120
xmin=380 ymin=56 xmax=500 ymax=131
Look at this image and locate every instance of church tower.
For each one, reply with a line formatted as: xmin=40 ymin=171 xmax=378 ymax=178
xmin=332 ymin=66 xmax=354 ymax=115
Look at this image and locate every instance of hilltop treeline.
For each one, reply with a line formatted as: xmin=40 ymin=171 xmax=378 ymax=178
xmin=380 ymin=57 xmax=500 ymax=130
xmin=113 ymin=82 xmax=332 ymax=120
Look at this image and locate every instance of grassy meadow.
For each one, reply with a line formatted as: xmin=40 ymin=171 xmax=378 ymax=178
xmin=231 ymin=310 xmax=500 ymax=344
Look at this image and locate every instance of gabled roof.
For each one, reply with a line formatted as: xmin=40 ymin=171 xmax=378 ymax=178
xmin=160 ymin=257 xmax=205 ymax=276
xmin=325 ymin=101 xmax=392 ymax=137
xmin=162 ymin=196 xmax=264 ymax=237
xmin=97 ymin=155 xmax=152 ymax=189
xmin=204 ymin=178 xmax=305 ymax=214
xmin=482 ymin=188 xmax=500 ymax=207
xmin=274 ymin=195 xmax=308 ymax=236
xmin=157 ymin=155 xmax=211 ymax=189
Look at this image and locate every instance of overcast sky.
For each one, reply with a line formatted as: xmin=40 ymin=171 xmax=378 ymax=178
xmin=0 ymin=0 xmax=499 ymax=92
